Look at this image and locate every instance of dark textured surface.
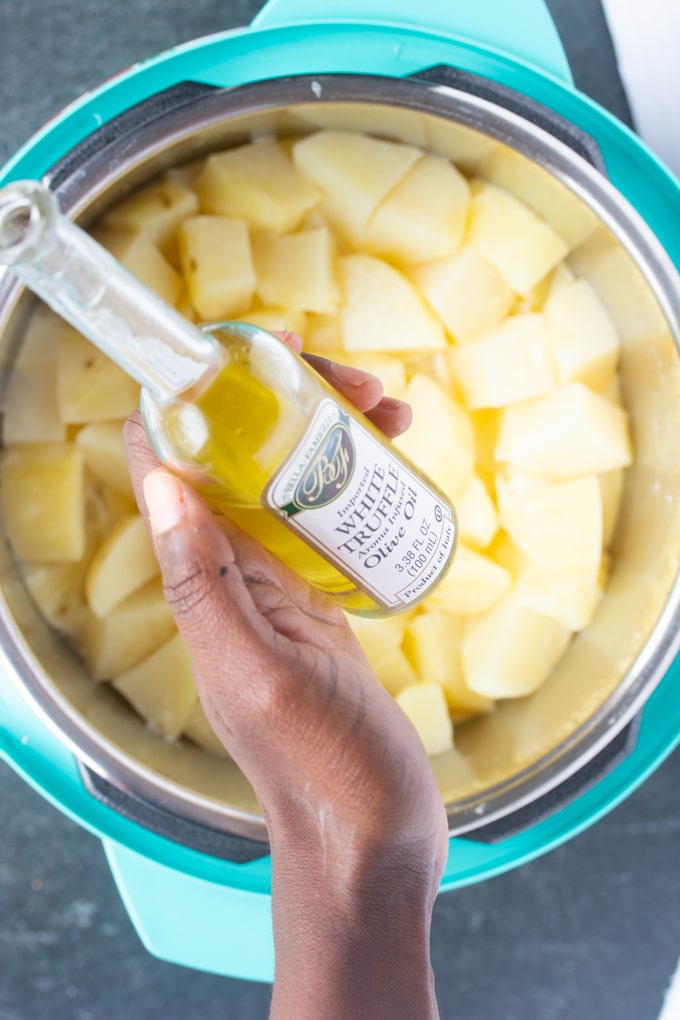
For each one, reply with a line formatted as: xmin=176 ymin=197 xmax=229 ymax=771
xmin=1 ymin=2 xmax=678 ymax=1019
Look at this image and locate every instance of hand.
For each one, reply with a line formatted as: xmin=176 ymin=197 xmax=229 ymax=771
xmin=124 ymin=339 xmax=446 ymax=1020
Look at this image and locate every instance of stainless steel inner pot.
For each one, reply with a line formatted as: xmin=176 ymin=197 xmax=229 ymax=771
xmin=1 ymin=73 xmax=680 ymax=847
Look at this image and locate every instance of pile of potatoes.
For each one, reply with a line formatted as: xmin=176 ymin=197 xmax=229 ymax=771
xmin=0 ymin=129 xmax=632 ymax=759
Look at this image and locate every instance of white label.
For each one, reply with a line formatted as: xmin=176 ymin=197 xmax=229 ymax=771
xmin=262 ymin=399 xmax=456 ymax=610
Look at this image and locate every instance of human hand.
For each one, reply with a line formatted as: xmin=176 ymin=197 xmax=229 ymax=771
xmin=124 ymin=337 xmax=446 ymax=1019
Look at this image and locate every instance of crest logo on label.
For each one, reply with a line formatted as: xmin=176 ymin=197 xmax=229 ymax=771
xmin=294 ymin=419 xmax=355 ymax=510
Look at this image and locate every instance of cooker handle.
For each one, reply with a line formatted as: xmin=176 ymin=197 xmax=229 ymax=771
xmin=251 ymin=0 xmax=573 ymax=85
xmin=412 ymin=64 xmax=607 ymax=173
xmin=78 ymin=761 xmax=270 ymax=864
xmin=102 ymin=838 xmax=276 ymax=980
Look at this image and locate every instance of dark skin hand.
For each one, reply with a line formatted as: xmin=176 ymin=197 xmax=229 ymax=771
xmin=124 ymin=337 xmax=447 ymax=1020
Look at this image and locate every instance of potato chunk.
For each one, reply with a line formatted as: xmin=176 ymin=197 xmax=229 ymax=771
xmin=495 ymin=383 xmax=633 ymax=476
xmin=75 ymin=421 xmax=134 ymax=498
xmin=293 ymin=130 xmax=422 ymax=241
xmin=426 ymin=544 xmax=511 ymax=616
xmin=456 ymin=477 xmax=499 ymax=549
xmin=101 ymin=178 xmax=199 ymax=259
xmin=113 ymin=633 xmax=197 ymax=739
xmin=544 ymin=278 xmax=620 ymax=389
xmin=392 ymin=374 xmax=474 ymax=504
xmin=358 ymin=154 xmax=469 ymax=265
xmin=403 ymin=612 xmax=493 ymax=716
xmin=395 ymin=683 xmax=454 ymax=756
xmin=85 ymin=515 xmax=159 ymax=617
xmin=410 ymin=244 xmax=516 ymax=342
xmin=80 ymin=578 xmax=176 ymax=680
xmin=97 ymin=231 xmax=182 ymax=306
xmin=0 ymin=443 xmax=85 ymax=562
xmin=3 ymin=362 xmax=65 ymax=443
xmin=448 ymin=314 xmax=557 ymax=409
xmin=340 ymin=255 xmax=446 ymax=353
xmin=178 ymin=215 xmax=255 ymax=320
xmin=57 ymin=328 xmax=140 ymax=424
xmin=501 ymin=475 xmax=602 ymax=567
xmin=468 ymin=180 xmax=569 ymax=293
xmin=462 ymin=593 xmax=572 ymax=698
xmin=196 ymin=138 xmax=320 ymax=233
xmin=252 ymin=227 xmax=339 ymax=313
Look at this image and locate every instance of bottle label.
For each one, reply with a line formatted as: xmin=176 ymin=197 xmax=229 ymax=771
xmin=262 ymin=398 xmax=456 ymax=610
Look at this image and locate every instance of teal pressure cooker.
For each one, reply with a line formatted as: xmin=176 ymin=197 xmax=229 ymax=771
xmin=1 ymin=0 xmax=679 ymax=981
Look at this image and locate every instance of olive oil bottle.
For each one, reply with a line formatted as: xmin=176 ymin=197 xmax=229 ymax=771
xmin=0 ymin=180 xmax=457 ymax=616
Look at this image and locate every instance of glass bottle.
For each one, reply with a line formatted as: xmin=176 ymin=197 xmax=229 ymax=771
xmin=0 ymin=179 xmax=457 ymax=616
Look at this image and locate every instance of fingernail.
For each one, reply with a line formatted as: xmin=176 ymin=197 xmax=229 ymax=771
xmin=143 ymin=469 xmax=187 ymax=535
xmin=378 ymin=396 xmax=410 ymax=411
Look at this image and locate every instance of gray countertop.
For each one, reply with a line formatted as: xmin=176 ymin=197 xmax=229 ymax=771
xmin=0 ymin=2 xmax=678 ymax=1018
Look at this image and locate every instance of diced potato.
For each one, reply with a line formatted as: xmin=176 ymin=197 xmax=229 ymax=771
xmin=462 ymin=593 xmax=572 ymax=698
xmin=457 ymin=476 xmax=499 ymax=549
xmin=357 ymin=154 xmax=469 ymax=265
xmin=544 ymin=279 xmax=620 ymax=389
xmin=101 ymin=178 xmax=199 ymax=261
xmin=196 ymin=139 xmax=320 ymax=233
xmin=494 ymin=466 xmax=553 ymax=518
xmin=515 ymin=561 xmax=603 ymax=630
xmin=84 ymin=477 xmax=138 ymax=543
xmin=410 ymin=244 xmax=516 ymax=342
xmin=477 ymin=145 xmax=599 ymax=249
xmin=246 ymin=307 xmax=308 ymax=341
xmin=22 ymin=560 xmax=89 ymax=638
xmin=426 ymin=544 xmax=511 ymax=616
xmin=403 ymin=612 xmax=493 ymax=715
xmin=600 ymin=469 xmax=625 ymax=549
xmin=85 ymin=515 xmax=159 ymax=617
xmin=113 ymin=633 xmax=197 ymax=739
xmin=96 ymin=231 xmax=182 ymax=306
xmin=0 ymin=443 xmax=85 ymax=562
xmin=392 ymin=374 xmax=474 ymax=504
xmin=293 ymin=130 xmax=422 ymax=242
xmin=175 ymin=284 xmax=197 ymax=322
xmin=3 ymin=362 xmax=66 ymax=443
xmin=395 ymin=683 xmax=454 ymax=756
xmin=305 ymin=313 xmax=343 ymax=354
xmin=184 ymin=699 xmax=230 ymax=757
xmin=346 ymin=612 xmax=408 ymax=666
xmin=76 ymin=421 xmax=134 ymax=497
xmin=339 ymin=255 xmax=446 ymax=352
xmin=252 ymin=227 xmax=339 ymax=313
xmin=471 ymin=409 xmax=502 ymax=474
xmin=80 ymin=578 xmax=176 ymax=680
xmin=448 ymin=314 xmax=557 ymax=409
xmin=468 ymin=180 xmax=569 ymax=293
xmin=500 ymin=475 xmax=603 ymax=567
xmin=372 ymin=647 xmax=421 ymax=698
xmin=15 ymin=305 xmax=60 ymax=367
xmin=56 ymin=327 xmax=140 ymax=424
xmin=495 ymin=383 xmax=633 ymax=476
xmin=331 ymin=352 xmax=407 ymax=400
xmin=487 ymin=530 xmax=529 ymax=579
xmin=178 ymin=216 xmax=255 ymax=320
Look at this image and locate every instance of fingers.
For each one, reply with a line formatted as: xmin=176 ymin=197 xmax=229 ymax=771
xmin=303 ymin=353 xmax=384 ymax=413
xmin=364 ymin=396 xmax=413 ymax=439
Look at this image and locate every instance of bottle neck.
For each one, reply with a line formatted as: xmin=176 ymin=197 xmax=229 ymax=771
xmin=0 ymin=180 xmax=222 ymax=402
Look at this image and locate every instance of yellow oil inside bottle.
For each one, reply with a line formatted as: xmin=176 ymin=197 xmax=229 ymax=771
xmin=160 ymin=350 xmax=382 ymax=614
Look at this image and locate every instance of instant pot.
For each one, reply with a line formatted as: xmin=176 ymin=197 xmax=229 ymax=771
xmin=1 ymin=0 xmax=680 ymax=980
